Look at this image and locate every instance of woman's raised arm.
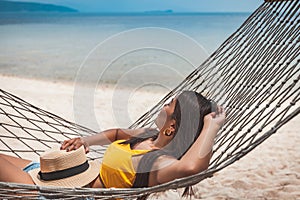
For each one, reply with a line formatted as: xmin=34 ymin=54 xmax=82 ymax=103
xmin=152 ymin=107 xmax=225 ymax=185
xmin=61 ymin=128 xmax=149 ymax=153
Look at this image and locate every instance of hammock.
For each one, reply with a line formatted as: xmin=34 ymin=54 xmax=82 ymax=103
xmin=0 ymin=0 xmax=299 ymax=199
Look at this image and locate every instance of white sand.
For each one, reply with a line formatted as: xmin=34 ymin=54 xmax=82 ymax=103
xmin=1 ymin=74 xmax=299 ymax=199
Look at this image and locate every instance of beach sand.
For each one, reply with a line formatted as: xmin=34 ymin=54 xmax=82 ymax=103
xmin=0 ymin=74 xmax=299 ymax=199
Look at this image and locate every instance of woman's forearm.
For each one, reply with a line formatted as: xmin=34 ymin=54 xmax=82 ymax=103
xmin=61 ymin=128 xmax=119 ymax=152
xmin=61 ymin=127 xmax=149 ymax=152
xmin=179 ymin=112 xmax=224 ymax=173
xmin=83 ymin=127 xmax=150 ymax=147
xmin=82 ymin=129 xmax=118 ymax=147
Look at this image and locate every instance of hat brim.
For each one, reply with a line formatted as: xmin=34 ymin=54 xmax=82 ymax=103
xmin=28 ymin=160 xmax=100 ymax=188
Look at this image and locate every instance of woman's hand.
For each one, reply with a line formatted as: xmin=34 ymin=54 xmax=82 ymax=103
xmin=204 ymin=106 xmax=226 ymax=130
xmin=61 ymin=137 xmax=90 ymax=153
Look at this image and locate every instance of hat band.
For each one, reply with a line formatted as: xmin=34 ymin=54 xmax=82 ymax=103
xmin=38 ymin=160 xmax=89 ymax=181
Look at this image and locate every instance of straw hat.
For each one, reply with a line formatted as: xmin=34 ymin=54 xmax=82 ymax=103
xmin=28 ymin=146 xmax=100 ymax=187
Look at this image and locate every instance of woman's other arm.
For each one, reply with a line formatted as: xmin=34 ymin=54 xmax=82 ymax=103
xmin=61 ymin=128 xmax=150 ymax=153
xmin=151 ymin=107 xmax=225 ymax=185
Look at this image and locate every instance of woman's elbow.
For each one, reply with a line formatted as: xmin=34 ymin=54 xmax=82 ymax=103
xmin=180 ymin=162 xmax=209 ymax=176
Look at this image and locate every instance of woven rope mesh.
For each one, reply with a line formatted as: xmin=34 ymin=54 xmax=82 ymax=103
xmin=0 ymin=89 xmax=106 ymax=161
xmin=0 ymin=0 xmax=299 ymax=199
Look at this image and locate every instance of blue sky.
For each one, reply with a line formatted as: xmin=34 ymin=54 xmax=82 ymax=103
xmin=11 ymin=0 xmax=263 ymax=13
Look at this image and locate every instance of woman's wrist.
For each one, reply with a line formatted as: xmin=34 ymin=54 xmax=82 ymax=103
xmin=82 ymin=137 xmax=90 ymax=148
xmin=203 ymin=120 xmax=221 ymax=133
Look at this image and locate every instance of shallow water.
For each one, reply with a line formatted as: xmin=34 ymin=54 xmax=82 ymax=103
xmin=0 ymin=12 xmax=250 ymax=89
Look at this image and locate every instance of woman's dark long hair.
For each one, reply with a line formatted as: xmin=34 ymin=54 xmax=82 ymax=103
xmin=121 ymin=91 xmax=215 ymax=198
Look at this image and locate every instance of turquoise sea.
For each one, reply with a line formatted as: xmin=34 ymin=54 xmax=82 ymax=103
xmin=0 ymin=12 xmax=251 ymax=88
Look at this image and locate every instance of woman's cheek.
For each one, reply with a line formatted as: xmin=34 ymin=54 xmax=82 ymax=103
xmin=155 ymin=110 xmax=168 ymax=130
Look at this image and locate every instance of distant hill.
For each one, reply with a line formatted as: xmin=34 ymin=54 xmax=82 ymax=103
xmin=0 ymin=0 xmax=78 ymax=12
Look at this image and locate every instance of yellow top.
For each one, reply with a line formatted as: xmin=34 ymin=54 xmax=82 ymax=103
xmin=100 ymin=140 xmax=150 ymax=188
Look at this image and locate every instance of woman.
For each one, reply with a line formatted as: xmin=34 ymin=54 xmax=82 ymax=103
xmin=0 ymin=91 xmax=225 ymax=189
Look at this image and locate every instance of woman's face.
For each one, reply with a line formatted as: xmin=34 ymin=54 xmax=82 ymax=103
xmin=155 ymin=98 xmax=177 ymax=130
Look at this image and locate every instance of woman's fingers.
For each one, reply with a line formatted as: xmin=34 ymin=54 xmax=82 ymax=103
xmin=60 ymin=138 xmax=83 ymax=151
xmin=210 ymin=112 xmax=217 ymax=118
xmin=215 ymin=107 xmax=226 ymax=126
xmin=217 ymin=106 xmax=222 ymax=114
xmin=204 ymin=112 xmax=215 ymax=122
xmin=84 ymin=145 xmax=90 ymax=153
xmin=61 ymin=139 xmax=73 ymax=150
xmin=215 ymin=105 xmax=224 ymax=116
xmin=60 ymin=137 xmax=90 ymax=153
